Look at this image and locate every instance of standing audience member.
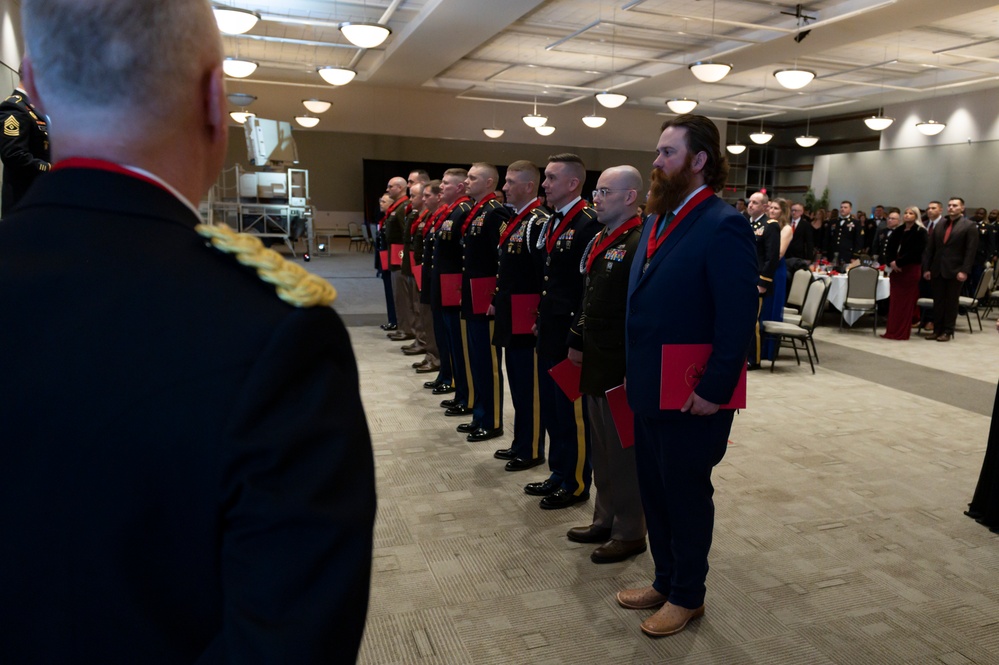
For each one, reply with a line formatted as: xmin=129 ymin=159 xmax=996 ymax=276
xmin=618 ymin=115 xmax=757 ymax=638
xmin=0 ymin=64 xmax=50 ymax=216
xmin=785 ymin=201 xmax=814 ymax=278
xmin=965 ymin=320 xmax=999 ymax=534
xmin=922 ymin=197 xmax=978 ymax=342
xmin=566 ymin=165 xmax=647 ymax=564
xmin=746 ymin=191 xmax=779 ymax=369
xmin=0 ymin=0 xmax=375 ymax=660
xmin=881 ymin=207 xmax=927 ymax=340
xmin=829 ymin=201 xmax=862 ymax=268
xmin=759 ymin=198 xmax=792 ymax=362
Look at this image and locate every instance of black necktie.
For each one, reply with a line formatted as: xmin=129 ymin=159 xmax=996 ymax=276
xmin=656 ymin=212 xmax=676 ymax=239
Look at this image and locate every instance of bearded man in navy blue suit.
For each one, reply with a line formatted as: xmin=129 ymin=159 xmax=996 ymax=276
xmin=616 ymin=115 xmax=758 ymax=638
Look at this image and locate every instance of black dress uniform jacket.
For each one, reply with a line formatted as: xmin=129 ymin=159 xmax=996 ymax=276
xmin=493 ymin=203 xmax=548 ymax=348
xmin=536 ymin=200 xmax=601 ymax=359
xmin=384 ymin=196 xmax=409 ymax=272
xmin=0 ymin=89 xmax=50 ymax=216
xmin=461 ymin=196 xmax=510 ymax=321
xmin=828 ymin=216 xmax=863 ymax=261
xmin=432 ymin=197 xmax=472 ymax=310
xmin=750 ymin=215 xmax=780 ymax=295
xmin=0 ymin=167 xmax=376 ymax=664
xmin=567 ymin=221 xmax=642 ymax=396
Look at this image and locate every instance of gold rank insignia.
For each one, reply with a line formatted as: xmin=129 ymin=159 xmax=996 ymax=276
xmin=3 ymin=114 xmax=20 ymax=137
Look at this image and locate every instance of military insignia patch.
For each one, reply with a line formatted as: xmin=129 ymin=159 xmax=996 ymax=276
xmin=3 ymin=115 xmax=20 ymax=137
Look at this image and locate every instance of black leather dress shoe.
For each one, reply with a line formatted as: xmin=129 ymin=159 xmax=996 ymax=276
xmin=494 ymin=447 xmax=516 ymax=460
xmin=423 ymin=379 xmax=442 ymax=389
xmin=590 ymin=538 xmax=647 ymax=564
xmin=505 ymin=456 xmax=545 ymax=472
xmin=524 ymin=478 xmax=559 ymax=496
xmin=467 ymin=427 xmax=503 ymax=442
xmin=455 ymin=422 xmax=480 ymax=434
xmin=432 ymin=384 xmax=455 ymax=395
xmin=566 ymin=524 xmax=612 ymax=544
xmin=444 ymin=405 xmax=471 ymax=417
xmin=439 ymin=398 xmax=460 ymax=408
xmin=380 ymin=323 xmax=397 ymax=331
xmin=540 ymin=488 xmax=590 ymax=510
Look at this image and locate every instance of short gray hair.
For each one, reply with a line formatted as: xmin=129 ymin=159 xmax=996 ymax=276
xmin=23 ymin=0 xmax=221 ymax=122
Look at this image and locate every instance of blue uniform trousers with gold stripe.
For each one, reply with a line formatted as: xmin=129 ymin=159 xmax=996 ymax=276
xmin=432 ymin=307 xmax=452 ymax=386
xmin=505 ymin=346 xmax=544 ymax=460
xmin=537 ymin=354 xmax=590 ymax=495
xmin=465 ymin=318 xmax=503 ymax=430
xmin=441 ymin=310 xmax=470 ymax=406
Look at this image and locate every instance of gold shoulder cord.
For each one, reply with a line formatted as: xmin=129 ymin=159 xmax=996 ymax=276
xmin=194 ymin=224 xmax=337 ymax=308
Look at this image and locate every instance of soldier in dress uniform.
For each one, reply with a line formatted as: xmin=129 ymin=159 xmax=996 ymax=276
xmin=416 ymin=180 xmax=445 ymax=377
xmin=523 ymin=153 xmax=601 ymax=510
xmin=399 ymin=182 xmax=428 ymax=357
xmin=491 ymin=160 xmax=548 ymax=471
xmin=456 ymin=163 xmax=511 ymax=442
xmin=383 ymin=177 xmax=413 ymax=342
xmin=0 ymin=66 xmax=51 ymax=216
xmin=970 ymin=207 xmax=996 ymax=297
xmin=433 ymin=168 xmax=474 ymax=413
xmin=829 ymin=200 xmax=863 ymax=268
xmin=746 ymin=192 xmax=779 ymax=369
xmin=565 ymin=165 xmax=648 ymax=564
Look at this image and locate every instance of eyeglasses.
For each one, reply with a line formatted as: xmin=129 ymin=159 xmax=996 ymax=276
xmin=592 ymin=187 xmax=634 ymax=199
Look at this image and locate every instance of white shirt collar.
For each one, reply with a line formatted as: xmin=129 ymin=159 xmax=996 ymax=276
xmin=121 ymin=163 xmax=202 ymax=221
xmin=672 ymin=185 xmax=708 ymax=216
xmin=557 ymin=195 xmax=583 ymax=217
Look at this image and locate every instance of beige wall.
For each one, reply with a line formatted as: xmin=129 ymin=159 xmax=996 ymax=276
xmin=224 ymin=126 xmax=655 ymax=216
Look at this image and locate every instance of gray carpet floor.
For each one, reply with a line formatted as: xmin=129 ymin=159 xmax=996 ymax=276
xmin=307 ymin=240 xmax=999 ymax=664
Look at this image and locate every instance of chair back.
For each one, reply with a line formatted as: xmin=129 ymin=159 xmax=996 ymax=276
xmin=973 ymin=267 xmax=993 ymax=300
xmin=786 ymin=269 xmax=811 ymax=309
xmin=846 ymin=265 xmax=878 ymax=300
xmin=348 ymin=221 xmax=361 ymax=237
xmin=361 ymin=224 xmax=372 ymax=242
xmin=799 ymin=279 xmax=828 ymax=330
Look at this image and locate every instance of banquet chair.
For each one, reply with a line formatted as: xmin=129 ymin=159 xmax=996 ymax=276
xmin=957 ymin=267 xmax=993 ymax=333
xmin=839 ymin=265 xmax=879 ymax=335
xmin=783 ymin=269 xmax=812 ymax=319
xmin=761 ymin=278 xmax=829 ymax=374
xmin=347 ymin=222 xmax=365 ymax=252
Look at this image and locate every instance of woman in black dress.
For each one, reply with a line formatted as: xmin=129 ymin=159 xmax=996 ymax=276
xmin=965 ymin=319 xmax=999 ymax=533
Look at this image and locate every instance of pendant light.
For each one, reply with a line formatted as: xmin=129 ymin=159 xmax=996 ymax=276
xmin=227 ymin=92 xmax=257 ymax=107
xmin=689 ymin=0 xmax=731 ymax=83
xmin=726 ymin=119 xmax=746 ymax=154
xmin=339 ymin=22 xmax=391 ymax=49
xmin=294 ymin=115 xmax=320 ymax=128
xmin=213 ymin=6 xmax=260 ymax=35
xmin=795 ymin=112 xmax=818 ymax=147
xmin=864 ymin=44 xmax=894 ymax=131
xmin=482 ymin=128 xmax=505 ymax=139
xmin=522 ymin=98 xmax=548 ymax=128
xmin=317 ymin=66 xmax=356 ymax=86
xmin=596 ymin=8 xmax=628 ymax=108
xmin=666 ymin=98 xmax=698 ymax=114
xmin=229 ymin=110 xmax=254 ymax=124
xmin=302 ymin=99 xmax=332 ymax=114
xmin=915 ymin=56 xmax=946 ymax=136
xmin=582 ymin=95 xmax=606 ymax=128
xmin=223 ymin=58 xmax=257 ymax=78
xmin=535 ymin=125 xmax=556 ymax=136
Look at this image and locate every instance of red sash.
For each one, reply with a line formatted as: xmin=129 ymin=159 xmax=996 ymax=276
xmin=645 ymin=187 xmax=714 ymax=263
xmin=378 ymin=195 xmax=409 ymax=231
xmin=546 ymin=199 xmax=589 ymax=253
xmin=585 ymin=215 xmax=642 ymax=273
xmin=437 ymin=196 xmax=470 ymax=231
xmin=424 ymin=206 xmax=447 ymax=235
xmin=460 ymin=192 xmax=497 ymax=234
xmin=498 ymin=198 xmax=541 ymax=247
xmin=409 ymin=208 xmax=429 ymax=236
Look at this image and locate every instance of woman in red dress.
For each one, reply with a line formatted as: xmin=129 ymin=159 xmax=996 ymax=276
xmin=881 ymin=206 xmax=927 ymax=340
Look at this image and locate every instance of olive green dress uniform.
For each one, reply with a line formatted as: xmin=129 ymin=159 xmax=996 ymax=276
xmin=566 ymin=219 xmax=646 ymax=540
xmin=0 ymin=89 xmax=51 ymax=216
xmin=749 ymin=215 xmax=780 ymax=366
xmin=386 ymin=196 xmax=414 ymax=338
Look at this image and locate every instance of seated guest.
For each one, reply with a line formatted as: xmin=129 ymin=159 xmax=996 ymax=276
xmin=881 ymin=207 xmax=927 ymax=340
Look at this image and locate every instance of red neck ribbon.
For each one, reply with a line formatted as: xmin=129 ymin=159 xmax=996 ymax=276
xmin=498 ymin=198 xmax=541 ymax=247
xmin=410 ymin=208 xmax=429 ymax=236
xmin=425 ymin=206 xmax=447 ymax=235
xmin=378 ymin=195 xmax=409 ymax=230
xmin=546 ymin=199 xmax=589 ymax=253
xmin=585 ymin=215 xmax=642 ymax=273
xmin=461 ymin=192 xmax=497 ymax=234
xmin=645 ymin=187 xmax=714 ymax=263
xmin=438 ymin=195 xmax=471 ymax=231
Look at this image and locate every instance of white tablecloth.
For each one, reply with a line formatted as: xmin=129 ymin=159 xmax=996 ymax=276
xmin=826 ymin=274 xmax=891 ymax=325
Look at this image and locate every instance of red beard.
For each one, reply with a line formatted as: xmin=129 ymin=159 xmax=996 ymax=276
xmin=647 ymin=153 xmax=695 ymax=217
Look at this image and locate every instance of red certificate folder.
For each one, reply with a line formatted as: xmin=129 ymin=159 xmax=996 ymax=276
xmin=604 ymin=384 xmax=634 ymax=449
xmin=660 ymin=344 xmax=746 ymax=410
xmin=390 ymin=243 xmax=404 ymax=266
xmin=511 ymin=294 xmax=540 ymax=335
xmin=410 ymin=253 xmax=422 ymax=290
xmin=440 ymin=273 xmax=462 ymax=307
xmin=548 ymin=358 xmax=582 ymax=402
xmin=378 ymin=250 xmax=389 ymax=271
xmin=470 ymin=276 xmax=497 ymax=314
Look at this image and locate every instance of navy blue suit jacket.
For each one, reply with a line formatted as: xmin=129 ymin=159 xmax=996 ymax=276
xmin=626 ymin=193 xmax=758 ymax=416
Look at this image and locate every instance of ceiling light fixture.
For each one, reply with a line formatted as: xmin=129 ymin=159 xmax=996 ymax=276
xmin=749 ymin=129 xmax=773 ymax=144
xmin=726 ymin=118 xmax=746 ymax=154
xmin=595 ymin=92 xmax=627 ymax=108
xmin=535 ymin=125 xmax=556 ymax=136
xmin=295 ymin=115 xmax=320 ymax=128
xmin=317 ymin=66 xmax=356 ymax=86
xmin=582 ymin=115 xmax=607 ymax=128
xmin=795 ymin=113 xmax=819 ymax=147
xmin=213 ymin=6 xmax=260 ymax=35
xmin=774 ymin=68 xmax=815 ymax=90
xmin=227 ymin=92 xmax=257 ymax=107
xmin=302 ymin=99 xmax=332 ymax=114
xmin=522 ymin=98 xmax=548 ymax=127
xmin=229 ymin=110 xmax=254 ymax=124
xmin=482 ymin=128 xmax=505 ymax=139
xmin=338 ymin=22 xmax=391 ymax=49
xmin=864 ymin=44 xmax=894 ymax=131
xmin=666 ymin=98 xmax=698 ymax=114
xmin=915 ymin=120 xmax=945 ymax=136
xmin=688 ymin=0 xmax=731 ymax=83
xmin=223 ymin=58 xmax=258 ymax=78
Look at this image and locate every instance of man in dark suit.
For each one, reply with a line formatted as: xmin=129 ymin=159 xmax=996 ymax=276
xmin=922 ymin=197 xmax=978 ymax=342
xmin=0 ymin=1 xmax=376 ymax=661
xmin=0 ymin=65 xmax=50 ymax=216
xmin=786 ymin=201 xmax=814 ymax=277
xmin=616 ymin=115 xmax=758 ymax=638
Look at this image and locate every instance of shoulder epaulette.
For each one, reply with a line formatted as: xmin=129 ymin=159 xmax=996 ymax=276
xmin=195 ymin=223 xmax=336 ymax=308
